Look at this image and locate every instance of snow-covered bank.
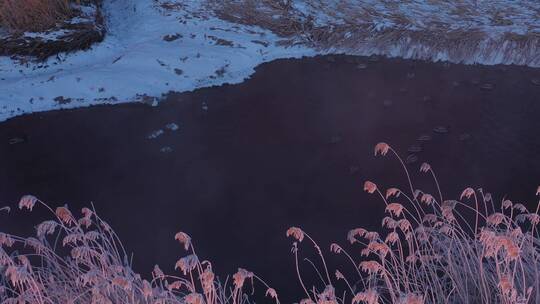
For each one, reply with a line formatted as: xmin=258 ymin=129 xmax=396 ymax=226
xmin=1 ymin=0 xmax=539 ymax=122
xmin=0 ymin=0 xmax=315 ymax=122
xmin=213 ymin=0 xmax=540 ymax=67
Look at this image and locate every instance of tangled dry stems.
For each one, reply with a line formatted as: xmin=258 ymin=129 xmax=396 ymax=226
xmin=286 ymin=142 xmax=540 ymax=304
xmin=0 ymin=0 xmax=81 ymax=32
xmin=0 ymin=0 xmax=105 ymax=60
xmin=0 ymin=197 xmax=278 ymax=304
xmin=208 ymin=0 xmax=540 ymax=66
xmin=1 ymin=143 xmax=539 ymax=303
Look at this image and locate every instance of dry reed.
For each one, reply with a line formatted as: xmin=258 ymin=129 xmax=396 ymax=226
xmin=286 ymin=142 xmax=540 ymax=303
xmin=207 ymin=0 xmax=540 ymax=67
xmin=0 ymin=197 xmax=279 ymax=304
xmin=1 ymin=143 xmax=539 ymax=303
xmin=0 ymin=0 xmax=77 ymax=32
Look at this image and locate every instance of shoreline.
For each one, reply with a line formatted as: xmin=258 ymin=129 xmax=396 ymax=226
xmin=2 ymin=53 xmax=540 ymax=123
xmin=1 ymin=0 xmax=540 ymax=123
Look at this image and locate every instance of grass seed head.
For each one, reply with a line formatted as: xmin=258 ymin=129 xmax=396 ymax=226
xmin=364 ymin=181 xmax=377 ymax=194
xmin=175 ymin=231 xmax=192 ymax=251
xmin=286 ymin=227 xmax=304 ymax=242
xmin=18 ymin=195 xmax=37 ymax=211
xmin=374 ymin=143 xmax=390 ymax=156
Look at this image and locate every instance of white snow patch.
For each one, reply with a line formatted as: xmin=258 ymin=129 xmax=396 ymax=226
xmin=0 ymin=0 xmax=314 ymax=122
xmin=147 ymin=129 xmax=164 ymax=139
xmin=160 ymin=146 xmax=173 ymax=153
xmin=1 ymin=0 xmax=539 ymax=122
xmin=165 ymin=123 xmax=180 ymax=131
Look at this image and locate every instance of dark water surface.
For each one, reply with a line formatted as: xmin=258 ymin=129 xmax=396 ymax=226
xmin=1 ymin=55 xmax=540 ymax=302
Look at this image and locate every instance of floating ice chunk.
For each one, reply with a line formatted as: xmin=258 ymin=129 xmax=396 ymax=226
xmin=148 ymin=129 xmax=164 ymax=139
xmin=417 ymin=134 xmax=432 ymax=141
xmin=166 ymin=123 xmax=179 ymax=131
xmin=356 ymin=63 xmax=368 ymax=69
xmin=433 ymin=126 xmax=449 ymax=134
xmin=480 ymin=83 xmax=495 ymax=91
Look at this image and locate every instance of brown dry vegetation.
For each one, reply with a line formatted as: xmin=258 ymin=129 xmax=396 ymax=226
xmin=207 ymin=0 xmax=540 ymax=66
xmin=0 ymin=0 xmax=78 ymax=32
xmin=0 ymin=0 xmax=105 ymax=60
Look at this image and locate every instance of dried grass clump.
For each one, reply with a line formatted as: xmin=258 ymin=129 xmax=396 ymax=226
xmin=207 ymin=0 xmax=303 ymax=44
xmin=0 ymin=0 xmax=105 ymax=60
xmin=0 ymin=0 xmax=76 ymax=32
xmin=0 ymin=197 xmax=279 ymax=304
xmin=207 ymin=0 xmax=540 ymax=67
xmin=287 ymin=143 xmax=540 ymax=303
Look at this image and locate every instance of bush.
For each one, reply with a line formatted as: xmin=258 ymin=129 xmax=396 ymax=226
xmin=0 ymin=0 xmax=75 ymax=32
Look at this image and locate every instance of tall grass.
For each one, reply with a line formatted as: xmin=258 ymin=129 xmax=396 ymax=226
xmin=1 ymin=143 xmax=539 ymax=303
xmin=0 ymin=0 xmax=76 ymax=32
xmin=286 ymin=143 xmax=540 ymax=304
xmin=0 ymin=197 xmax=279 ymax=304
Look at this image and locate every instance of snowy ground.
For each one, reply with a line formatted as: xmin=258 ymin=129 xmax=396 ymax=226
xmin=291 ymin=0 xmax=540 ymax=64
xmin=0 ymin=0 xmax=315 ymax=122
xmin=1 ymin=0 xmax=539 ymax=122
xmin=213 ymin=0 xmax=540 ymax=65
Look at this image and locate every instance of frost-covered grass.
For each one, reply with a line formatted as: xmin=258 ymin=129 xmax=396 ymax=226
xmin=0 ymin=197 xmax=279 ymax=304
xmin=0 ymin=0 xmax=74 ymax=32
xmin=286 ymin=143 xmax=540 ymax=304
xmin=210 ymin=0 xmax=540 ymax=67
xmin=1 ymin=143 xmax=539 ymax=303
